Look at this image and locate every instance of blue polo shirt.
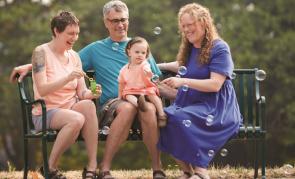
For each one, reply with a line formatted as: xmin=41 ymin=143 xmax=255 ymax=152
xmin=79 ymin=37 xmax=162 ymax=105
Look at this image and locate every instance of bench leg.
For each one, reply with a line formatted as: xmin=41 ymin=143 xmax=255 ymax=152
xmin=23 ymin=138 xmax=28 ymax=179
xmin=261 ymin=137 xmax=266 ymax=179
xmin=254 ymin=139 xmax=259 ymax=178
xmin=42 ymin=137 xmax=49 ymax=179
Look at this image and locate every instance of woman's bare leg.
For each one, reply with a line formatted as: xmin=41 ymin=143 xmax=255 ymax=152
xmin=48 ymin=109 xmax=85 ymax=171
xmin=174 ymin=158 xmax=193 ymax=179
xmin=72 ymin=100 xmax=98 ymax=171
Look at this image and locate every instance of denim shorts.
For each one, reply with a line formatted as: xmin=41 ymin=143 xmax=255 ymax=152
xmin=32 ymin=109 xmax=59 ymax=132
xmin=97 ymin=98 xmax=125 ymax=128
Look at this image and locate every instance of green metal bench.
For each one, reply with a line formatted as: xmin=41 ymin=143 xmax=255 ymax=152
xmin=17 ymin=68 xmax=266 ymax=179
xmin=231 ymin=69 xmax=266 ymax=179
xmin=17 ymin=71 xmax=144 ymax=179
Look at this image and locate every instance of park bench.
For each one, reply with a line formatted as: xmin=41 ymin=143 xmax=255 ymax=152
xmin=17 ymin=68 xmax=266 ymax=179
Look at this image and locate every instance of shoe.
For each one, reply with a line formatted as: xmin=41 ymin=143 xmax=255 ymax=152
xmin=97 ymin=170 xmax=115 ymax=179
xmin=138 ymin=95 xmax=147 ymax=111
xmin=153 ymin=170 xmax=167 ymax=179
xmin=82 ymin=167 xmax=97 ymax=179
xmin=39 ymin=166 xmax=66 ymax=179
xmin=158 ymin=114 xmax=168 ymax=127
xmin=178 ymin=171 xmax=192 ymax=179
xmin=189 ymin=172 xmax=210 ymax=179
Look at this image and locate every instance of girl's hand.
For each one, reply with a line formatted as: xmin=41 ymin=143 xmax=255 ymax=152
xmin=161 ymin=77 xmax=185 ymax=89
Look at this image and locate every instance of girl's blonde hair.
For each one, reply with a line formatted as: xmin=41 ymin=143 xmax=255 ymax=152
xmin=176 ymin=3 xmax=219 ymax=65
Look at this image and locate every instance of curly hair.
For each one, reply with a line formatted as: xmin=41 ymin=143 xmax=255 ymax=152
xmin=176 ymin=3 xmax=219 ymax=66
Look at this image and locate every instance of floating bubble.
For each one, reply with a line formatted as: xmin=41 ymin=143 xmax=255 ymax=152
xmin=101 ymin=126 xmax=110 ymax=135
xmin=231 ymin=72 xmax=237 ymax=79
xmin=175 ymin=74 xmax=181 ymax=78
xmin=208 ymin=150 xmax=215 ymax=157
xmin=220 ymin=148 xmax=228 ymax=157
xmin=182 ymin=84 xmax=189 ymax=92
xmin=246 ymin=3 xmax=255 ymax=12
xmin=182 ymin=120 xmax=192 ymax=127
xmin=178 ymin=66 xmax=187 ymax=76
xmin=111 ymin=42 xmax=119 ymax=51
xmin=153 ymin=26 xmax=162 ymax=35
xmin=151 ymin=74 xmax=160 ymax=83
xmin=206 ymin=115 xmax=214 ymax=126
xmin=196 ymin=153 xmax=200 ymax=157
xmin=255 ymin=70 xmax=266 ymax=81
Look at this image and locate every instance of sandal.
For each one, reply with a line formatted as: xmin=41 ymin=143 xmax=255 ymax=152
xmin=178 ymin=171 xmax=192 ymax=179
xmin=138 ymin=95 xmax=148 ymax=111
xmin=158 ymin=114 xmax=167 ymax=127
xmin=190 ymin=172 xmax=210 ymax=179
xmin=153 ymin=170 xmax=167 ymax=179
xmin=97 ymin=170 xmax=115 ymax=179
xmin=82 ymin=168 xmax=97 ymax=179
xmin=39 ymin=166 xmax=66 ymax=179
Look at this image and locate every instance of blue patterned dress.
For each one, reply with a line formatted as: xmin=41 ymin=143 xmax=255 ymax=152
xmin=158 ymin=39 xmax=242 ymax=168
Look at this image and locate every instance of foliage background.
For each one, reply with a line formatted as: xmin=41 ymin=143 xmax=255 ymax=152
xmin=0 ymin=0 xmax=294 ymax=170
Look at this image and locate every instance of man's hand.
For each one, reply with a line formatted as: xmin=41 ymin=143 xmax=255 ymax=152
xmin=9 ymin=64 xmax=33 ymax=83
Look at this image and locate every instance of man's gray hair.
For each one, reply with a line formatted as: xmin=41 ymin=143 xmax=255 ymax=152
xmin=103 ymin=0 xmax=129 ymax=18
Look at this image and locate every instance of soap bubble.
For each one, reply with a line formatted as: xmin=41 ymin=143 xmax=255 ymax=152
xmin=153 ymin=26 xmax=162 ymax=35
xmin=255 ymin=70 xmax=266 ymax=81
xmin=112 ymin=42 xmax=119 ymax=51
xmin=178 ymin=66 xmax=187 ymax=76
xmin=151 ymin=74 xmax=160 ymax=83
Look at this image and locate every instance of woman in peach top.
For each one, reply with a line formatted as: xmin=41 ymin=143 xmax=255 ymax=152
xmin=31 ymin=11 xmax=100 ymax=179
xmin=118 ymin=37 xmax=167 ymax=127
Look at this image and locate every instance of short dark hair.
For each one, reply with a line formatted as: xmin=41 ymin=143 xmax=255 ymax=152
xmin=51 ymin=11 xmax=79 ymax=37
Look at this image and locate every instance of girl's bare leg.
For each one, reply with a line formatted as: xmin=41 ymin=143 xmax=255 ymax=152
xmin=126 ymin=94 xmax=138 ymax=107
xmin=146 ymin=95 xmax=165 ymax=116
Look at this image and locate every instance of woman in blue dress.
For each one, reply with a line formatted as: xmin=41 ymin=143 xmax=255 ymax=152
xmin=158 ymin=3 xmax=242 ymax=179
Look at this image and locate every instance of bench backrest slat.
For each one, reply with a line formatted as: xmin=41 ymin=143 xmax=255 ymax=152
xmin=232 ymin=69 xmax=261 ymax=128
xmin=18 ymin=72 xmax=35 ymax=133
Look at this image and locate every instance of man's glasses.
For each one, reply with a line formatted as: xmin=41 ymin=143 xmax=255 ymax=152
xmin=107 ymin=18 xmax=129 ymax=25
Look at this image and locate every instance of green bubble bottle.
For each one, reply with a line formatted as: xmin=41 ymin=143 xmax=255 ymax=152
xmin=89 ymin=78 xmax=97 ymax=95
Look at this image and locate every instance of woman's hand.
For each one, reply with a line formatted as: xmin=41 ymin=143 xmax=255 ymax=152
xmin=83 ymin=84 xmax=102 ymax=99
xmin=161 ymin=77 xmax=185 ymax=89
xmin=67 ymin=68 xmax=84 ymax=82
xmin=91 ymin=84 xmax=102 ymax=99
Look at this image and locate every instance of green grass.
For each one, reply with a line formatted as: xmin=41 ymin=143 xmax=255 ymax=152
xmin=0 ymin=165 xmax=294 ymax=179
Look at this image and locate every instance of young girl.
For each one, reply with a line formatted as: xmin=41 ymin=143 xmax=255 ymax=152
xmin=118 ymin=36 xmax=167 ymax=127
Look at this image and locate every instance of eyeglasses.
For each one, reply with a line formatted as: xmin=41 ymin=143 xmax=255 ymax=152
xmin=107 ymin=18 xmax=129 ymax=25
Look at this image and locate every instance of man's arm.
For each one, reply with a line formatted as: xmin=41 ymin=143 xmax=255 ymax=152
xmin=157 ymin=61 xmax=179 ymax=73
xmin=9 ymin=64 xmax=32 ymax=83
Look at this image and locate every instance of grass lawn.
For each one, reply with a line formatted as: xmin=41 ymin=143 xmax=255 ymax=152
xmin=0 ymin=165 xmax=294 ymax=179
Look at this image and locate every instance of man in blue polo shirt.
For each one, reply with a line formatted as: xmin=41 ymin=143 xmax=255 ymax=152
xmin=78 ymin=1 xmax=166 ymax=179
